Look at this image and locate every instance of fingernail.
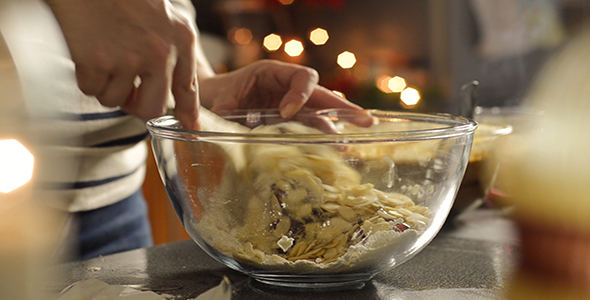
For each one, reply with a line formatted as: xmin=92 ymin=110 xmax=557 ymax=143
xmin=280 ymin=103 xmax=298 ymax=118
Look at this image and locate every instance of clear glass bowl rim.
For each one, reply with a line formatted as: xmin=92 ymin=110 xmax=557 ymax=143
xmin=147 ymin=109 xmax=478 ymax=144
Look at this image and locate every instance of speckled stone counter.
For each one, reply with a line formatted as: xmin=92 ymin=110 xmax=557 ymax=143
xmin=47 ymin=209 xmax=519 ymax=300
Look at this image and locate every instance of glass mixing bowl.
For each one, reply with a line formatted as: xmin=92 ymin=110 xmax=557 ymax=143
xmin=147 ymin=109 xmax=477 ymax=289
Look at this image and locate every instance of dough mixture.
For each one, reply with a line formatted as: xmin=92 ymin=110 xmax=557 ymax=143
xmin=193 ymin=117 xmax=432 ymax=272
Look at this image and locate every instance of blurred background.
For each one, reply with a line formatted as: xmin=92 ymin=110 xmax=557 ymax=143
xmin=192 ymin=0 xmax=589 ymax=113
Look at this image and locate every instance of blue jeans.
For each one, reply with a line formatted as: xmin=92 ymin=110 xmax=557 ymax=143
xmin=76 ymin=190 xmax=153 ymax=260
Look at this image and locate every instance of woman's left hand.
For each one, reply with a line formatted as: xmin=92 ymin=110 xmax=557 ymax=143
xmin=198 ymin=60 xmax=363 ymax=118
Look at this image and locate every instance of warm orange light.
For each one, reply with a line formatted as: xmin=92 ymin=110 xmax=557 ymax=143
xmin=309 ymin=28 xmax=329 ymax=45
xmin=284 ymin=39 xmax=304 ymax=57
xmin=228 ymin=27 xmax=253 ymax=45
xmin=332 ymin=90 xmax=345 ymax=98
xmin=263 ymin=33 xmax=282 ymax=51
xmin=0 ymin=139 xmax=34 ymax=193
xmin=388 ymin=76 xmax=407 ymax=93
xmin=278 ymin=0 xmax=294 ymax=4
xmin=337 ymin=51 xmax=356 ymax=69
xmin=400 ymin=87 xmax=421 ymax=107
xmin=377 ymin=76 xmax=393 ymax=93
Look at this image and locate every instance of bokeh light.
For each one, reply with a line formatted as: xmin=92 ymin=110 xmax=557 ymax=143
xmin=278 ymin=0 xmax=295 ymax=5
xmin=284 ymin=39 xmax=304 ymax=57
xmin=263 ymin=33 xmax=282 ymax=51
xmin=337 ymin=51 xmax=356 ymax=69
xmin=228 ymin=27 xmax=253 ymax=45
xmin=0 ymin=139 xmax=34 ymax=193
xmin=377 ymin=76 xmax=393 ymax=93
xmin=388 ymin=76 xmax=407 ymax=93
xmin=400 ymin=87 xmax=421 ymax=107
xmin=309 ymin=28 xmax=329 ymax=45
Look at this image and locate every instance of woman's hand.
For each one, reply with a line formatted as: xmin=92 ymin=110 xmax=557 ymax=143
xmin=46 ymin=0 xmax=200 ymax=129
xmin=199 ymin=60 xmax=363 ymax=118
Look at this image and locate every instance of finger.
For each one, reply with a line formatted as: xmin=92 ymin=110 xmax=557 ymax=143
xmin=171 ymin=24 xmax=199 ymax=130
xmin=172 ymin=70 xmax=199 ymax=130
xmin=95 ymin=71 xmax=137 ymax=108
xmin=75 ymin=65 xmax=109 ymax=96
xmin=122 ymin=71 xmax=170 ymax=121
xmin=331 ymin=108 xmax=375 ymax=128
xmin=114 ymin=28 xmax=174 ymax=121
xmin=301 ymin=107 xmax=375 ymax=129
xmin=304 ymin=115 xmax=341 ymax=134
xmin=308 ymin=86 xmax=374 ymax=128
xmin=278 ymin=67 xmax=319 ymax=118
xmin=307 ymin=85 xmax=362 ymax=110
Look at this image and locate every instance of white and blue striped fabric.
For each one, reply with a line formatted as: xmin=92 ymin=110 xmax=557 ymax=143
xmin=2 ymin=0 xmax=149 ymax=212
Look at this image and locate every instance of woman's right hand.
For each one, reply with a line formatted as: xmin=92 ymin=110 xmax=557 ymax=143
xmin=45 ymin=0 xmax=200 ymax=129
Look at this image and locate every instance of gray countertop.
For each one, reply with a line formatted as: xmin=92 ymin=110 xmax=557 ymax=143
xmin=47 ymin=209 xmax=519 ymax=300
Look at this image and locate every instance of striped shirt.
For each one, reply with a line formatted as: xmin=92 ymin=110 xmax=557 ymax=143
xmin=5 ymin=0 xmax=199 ymax=212
xmin=27 ymin=55 xmax=149 ymax=212
xmin=3 ymin=0 xmax=167 ymax=212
